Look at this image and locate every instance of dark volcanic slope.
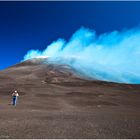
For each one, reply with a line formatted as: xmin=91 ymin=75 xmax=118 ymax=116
xmin=0 ymin=58 xmax=140 ymax=139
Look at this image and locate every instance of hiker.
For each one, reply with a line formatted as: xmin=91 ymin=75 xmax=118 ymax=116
xmin=12 ymin=90 xmax=19 ymax=106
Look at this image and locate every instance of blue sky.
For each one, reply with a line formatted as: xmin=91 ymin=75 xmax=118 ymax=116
xmin=0 ymin=1 xmax=140 ymax=70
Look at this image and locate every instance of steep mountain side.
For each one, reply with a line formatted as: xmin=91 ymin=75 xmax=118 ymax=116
xmin=0 ymin=58 xmax=140 ymax=139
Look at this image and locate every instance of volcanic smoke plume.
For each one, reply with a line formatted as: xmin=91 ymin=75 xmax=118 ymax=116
xmin=23 ymin=26 xmax=140 ymax=84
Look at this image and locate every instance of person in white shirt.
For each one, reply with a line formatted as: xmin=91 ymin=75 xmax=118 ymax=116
xmin=12 ymin=90 xmax=19 ymax=106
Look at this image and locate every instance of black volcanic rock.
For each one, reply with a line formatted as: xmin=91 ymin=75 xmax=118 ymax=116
xmin=0 ymin=58 xmax=140 ymax=139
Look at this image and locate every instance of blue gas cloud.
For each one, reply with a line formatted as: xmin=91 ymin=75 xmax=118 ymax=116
xmin=23 ymin=27 xmax=140 ymax=84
